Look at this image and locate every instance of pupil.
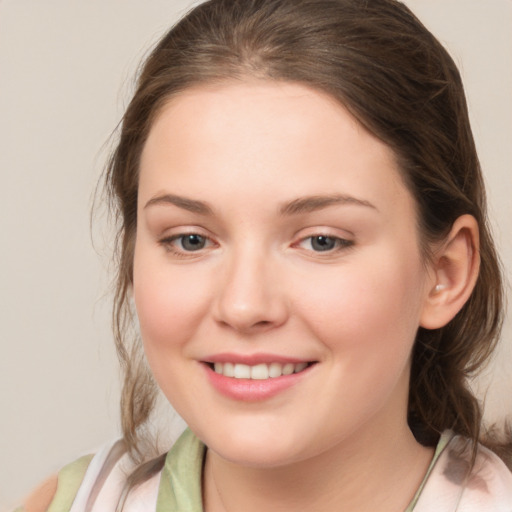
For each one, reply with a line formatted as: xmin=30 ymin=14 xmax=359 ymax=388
xmin=182 ymin=234 xmax=205 ymax=251
xmin=312 ymin=236 xmax=336 ymax=251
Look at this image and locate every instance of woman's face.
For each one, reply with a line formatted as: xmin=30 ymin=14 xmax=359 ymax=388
xmin=134 ymin=81 xmax=435 ymax=467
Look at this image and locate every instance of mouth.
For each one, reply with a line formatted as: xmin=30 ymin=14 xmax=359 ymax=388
xmin=205 ymin=361 xmax=315 ymax=380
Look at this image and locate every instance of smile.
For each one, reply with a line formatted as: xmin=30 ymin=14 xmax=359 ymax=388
xmin=211 ymin=362 xmax=309 ymax=380
xmin=203 ymin=358 xmax=316 ymax=401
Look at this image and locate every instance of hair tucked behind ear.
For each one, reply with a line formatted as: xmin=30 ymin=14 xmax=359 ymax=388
xmin=103 ymin=0 xmax=509 ymax=486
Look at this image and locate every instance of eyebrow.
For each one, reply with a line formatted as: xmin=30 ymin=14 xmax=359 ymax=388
xmin=280 ymin=194 xmax=377 ymax=215
xmin=144 ymin=194 xmax=214 ymax=215
xmin=144 ymin=192 xmax=377 ymax=216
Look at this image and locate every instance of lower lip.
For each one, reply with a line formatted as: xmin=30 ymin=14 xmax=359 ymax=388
xmin=203 ymin=364 xmax=313 ymax=401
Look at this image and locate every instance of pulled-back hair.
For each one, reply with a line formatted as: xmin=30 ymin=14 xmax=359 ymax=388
xmin=105 ymin=0 xmax=506 ymax=478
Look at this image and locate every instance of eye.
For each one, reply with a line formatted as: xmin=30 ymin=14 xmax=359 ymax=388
xmin=298 ymin=235 xmax=353 ymax=252
xmin=177 ymin=234 xmax=207 ymax=251
xmin=160 ymin=233 xmax=212 ymax=253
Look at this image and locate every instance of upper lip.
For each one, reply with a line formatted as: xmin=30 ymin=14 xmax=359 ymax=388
xmin=201 ymin=353 xmax=314 ymax=365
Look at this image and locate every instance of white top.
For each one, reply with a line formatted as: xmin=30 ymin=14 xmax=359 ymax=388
xmin=61 ymin=429 xmax=512 ymax=511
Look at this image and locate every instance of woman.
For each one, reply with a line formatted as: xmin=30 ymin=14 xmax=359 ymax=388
xmin=21 ymin=0 xmax=512 ymax=510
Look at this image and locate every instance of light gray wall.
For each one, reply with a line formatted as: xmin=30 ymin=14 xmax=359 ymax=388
xmin=1 ymin=1 xmax=510 ymax=509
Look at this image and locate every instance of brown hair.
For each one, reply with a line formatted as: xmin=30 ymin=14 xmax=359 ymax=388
xmin=104 ymin=0 xmax=507 ymax=482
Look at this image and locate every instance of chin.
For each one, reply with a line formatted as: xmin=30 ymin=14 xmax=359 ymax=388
xmin=197 ymin=422 xmax=307 ymax=468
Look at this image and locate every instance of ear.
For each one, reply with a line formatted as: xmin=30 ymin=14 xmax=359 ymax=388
xmin=420 ymin=214 xmax=480 ymax=329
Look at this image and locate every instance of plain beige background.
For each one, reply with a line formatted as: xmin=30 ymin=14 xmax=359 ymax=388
xmin=0 ymin=0 xmax=510 ymax=509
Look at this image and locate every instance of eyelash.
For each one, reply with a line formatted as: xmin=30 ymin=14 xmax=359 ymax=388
xmin=159 ymin=233 xmax=215 ymax=257
xmin=295 ymin=234 xmax=354 ymax=254
xmin=159 ymin=231 xmax=354 ymax=258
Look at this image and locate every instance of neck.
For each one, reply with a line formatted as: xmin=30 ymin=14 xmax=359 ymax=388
xmin=203 ymin=419 xmax=434 ymax=512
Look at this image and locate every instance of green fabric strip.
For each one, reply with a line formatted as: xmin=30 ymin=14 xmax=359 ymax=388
xmin=46 ymin=453 xmax=94 ymax=512
xmin=157 ymin=429 xmax=205 ymax=512
xmin=405 ymin=430 xmax=454 ymax=511
xmin=156 ymin=429 xmax=454 ymax=512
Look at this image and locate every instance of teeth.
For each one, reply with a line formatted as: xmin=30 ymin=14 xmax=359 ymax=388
xmin=268 ymin=362 xmax=282 ymax=378
xmin=251 ymin=363 xmax=269 ymax=380
xmin=212 ymin=362 xmax=310 ymax=379
xmin=234 ymin=363 xmax=251 ymax=379
xmin=224 ymin=362 xmax=234 ymax=377
xmin=282 ymin=363 xmax=295 ymax=375
xmin=294 ymin=362 xmax=308 ymax=373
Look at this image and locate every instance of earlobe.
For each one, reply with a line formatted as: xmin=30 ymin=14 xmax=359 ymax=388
xmin=420 ymin=214 xmax=480 ymax=330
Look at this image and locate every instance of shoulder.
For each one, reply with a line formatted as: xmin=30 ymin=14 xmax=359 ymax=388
xmin=19 ymin=453 xmax=93 ymax=512
xmin=22 ymin=474 xmax=58 ymax=512
xmin=456 ymin=438 xmax=512 ymax=510
xmin=55 ymin=438 xmax=162 ymax=512
xmin=415 ymin=431 xmax=512 ymax=511
xmin=18 ymin=441 xmax=124 ymax=512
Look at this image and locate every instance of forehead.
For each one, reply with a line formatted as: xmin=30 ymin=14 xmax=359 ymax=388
xmin=139 ymin=80 xmax=414 ymax=220
xmin=147 ymin=80 xmax=376 ymax=159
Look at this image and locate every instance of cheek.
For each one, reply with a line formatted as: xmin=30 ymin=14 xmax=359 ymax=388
xmin=292 ymin=254 xmax=426 ymax=429
xmin=132 ymin=254 xmax=215 ymax=409
xmin=132 ymin=251 xmax=211 ymax=356
xmin=293 ymin=250 xmax=427 ymax=361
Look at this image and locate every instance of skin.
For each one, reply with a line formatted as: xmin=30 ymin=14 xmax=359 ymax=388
xmin=23 ymin=475 xmax=57 ymax=512
xmin=133 ymin=81 xmax=476 ymax=511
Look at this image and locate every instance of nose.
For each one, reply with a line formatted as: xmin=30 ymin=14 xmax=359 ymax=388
xmin=212 ymin=246 xmax=288 ymax=334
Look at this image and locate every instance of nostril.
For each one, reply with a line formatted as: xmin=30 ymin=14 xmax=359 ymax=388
xmin=216 ymin=316 xmax=277 ymax=333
